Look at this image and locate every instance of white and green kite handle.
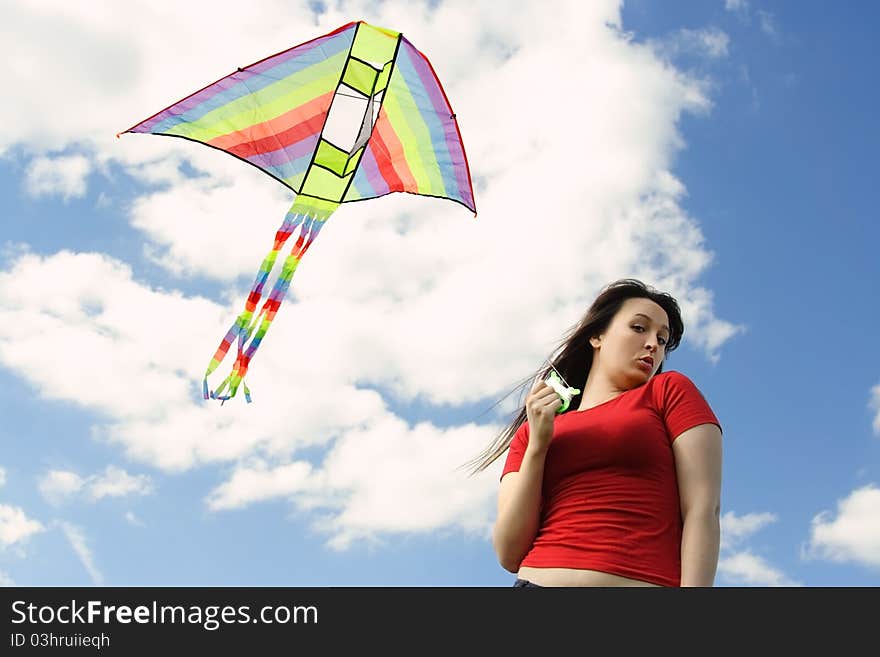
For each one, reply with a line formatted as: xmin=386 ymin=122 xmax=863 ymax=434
xmin=544 ymin=370 xmax=581 ymax=414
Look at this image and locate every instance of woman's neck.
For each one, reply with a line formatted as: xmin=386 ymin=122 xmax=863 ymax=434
xmin=576 ymin=368 xmax=626 ymax=411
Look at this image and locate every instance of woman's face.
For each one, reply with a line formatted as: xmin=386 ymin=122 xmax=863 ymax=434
xmin=590 ymin=297 xmax=671 ymax=389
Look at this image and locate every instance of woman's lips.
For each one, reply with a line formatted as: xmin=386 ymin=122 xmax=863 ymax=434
xmin=636 ymin=359 xmax=652 ymax=372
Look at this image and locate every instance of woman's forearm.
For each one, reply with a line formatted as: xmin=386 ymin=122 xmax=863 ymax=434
xmin=679 ymin=510 xmax=720 ymax=587
xmin=492 ymin=447 xmax=548 ymax=572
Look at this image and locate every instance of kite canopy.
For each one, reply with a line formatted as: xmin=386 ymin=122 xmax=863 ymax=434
xmin=123 ymin=20 xmax=475 ymax=215
xmin=122 ymin=21 xmax=475 ymax=402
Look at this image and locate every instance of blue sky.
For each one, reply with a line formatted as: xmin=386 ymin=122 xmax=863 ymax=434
xmin=1 ymin=0 xmax=878 ymax=587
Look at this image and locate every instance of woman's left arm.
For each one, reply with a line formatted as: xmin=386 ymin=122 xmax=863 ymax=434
xmin=673 ymin=423 xmax=723 ymax=587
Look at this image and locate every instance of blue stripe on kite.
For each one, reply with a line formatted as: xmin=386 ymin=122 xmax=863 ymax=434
xmin=255 ymin=151 xmax=313 ymax=187
xmin=394 ymin=43 xmax=452 ymax=200
xmin=345 ymin=144 xmax=387 ymax=201
xmin=400 ymin=38 xmax=470 ymax=207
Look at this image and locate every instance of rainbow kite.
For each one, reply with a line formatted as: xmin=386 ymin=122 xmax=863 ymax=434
xmin=121 ymin=21 xmax=476 ymax=403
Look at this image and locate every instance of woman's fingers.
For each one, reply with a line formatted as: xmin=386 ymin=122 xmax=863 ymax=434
xmin=529 ymin=379 xmax=547 ymax=397
xmin=529 ymin=381 xmax=553 ymax=399
xmin=527 ymin=383 xmax=562 ymax=413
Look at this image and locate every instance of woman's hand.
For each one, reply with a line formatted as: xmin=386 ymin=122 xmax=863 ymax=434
xmin=525 ymin=379 xmax=561 ymax=453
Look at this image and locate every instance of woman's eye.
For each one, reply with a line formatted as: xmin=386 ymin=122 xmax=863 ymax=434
xmin=632 ymin=325 xmax=644 ymax=332
xmin=658 ymin=336 xmax=667 ymax=346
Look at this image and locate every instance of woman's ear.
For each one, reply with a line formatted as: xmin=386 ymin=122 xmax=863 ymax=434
xmin=589 ymin=336 xmax=601 ymax=349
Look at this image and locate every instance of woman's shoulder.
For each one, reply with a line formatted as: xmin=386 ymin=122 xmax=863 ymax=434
xmin=647 ymin=370 xmax=721 ymax=434
xmin=650 ymin=370 xmax=696 ymax=387
xmin=646 ymin=370 xmax=706 ymax=399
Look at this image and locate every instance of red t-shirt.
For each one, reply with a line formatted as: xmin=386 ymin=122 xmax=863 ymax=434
xmin=500 ymin=370 xmax=721 ymax=587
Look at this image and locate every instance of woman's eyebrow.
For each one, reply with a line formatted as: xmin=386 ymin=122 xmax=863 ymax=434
xmin=633 ymin=313 xmax=670 ymax=333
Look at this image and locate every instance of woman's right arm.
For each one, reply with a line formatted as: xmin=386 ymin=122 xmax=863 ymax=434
xmin=492 ymin=446 xmax=549 ymax=572
xmin=492 ymin=382 xmax=559 ymax=572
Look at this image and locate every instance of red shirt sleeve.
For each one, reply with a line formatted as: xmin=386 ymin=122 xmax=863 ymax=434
xmin=500 ymin=421 xmax=530 ymax=480
xmin=656 ymin=371 xmax=722 ymax=442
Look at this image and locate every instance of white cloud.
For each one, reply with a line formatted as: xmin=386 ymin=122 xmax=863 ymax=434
xmin=207 ymin=460 xmax=315 ymax=511
xmin=723 ymin=1 xmax=780 ymax=41
xmin=718 ymin=551 xmax=800 ymax=586
xmin=0 ymin=0 xmax=743 ymax=547
xmin=0 ymin=0 xmax=279 ymax=155
xmin=694 ymin=28 xmax=731 ymax=58
xmin=806 ymin=484 xmax=880 ymax=569
xmin=652 ymin=27 xmax=731 ymax=61
xmin=124 ymin=511 xmax=145 ymax=527
xmin=208 ymin=418 xmax=499 ymax=549
xmin=0 ymin=505 xmax=45 ymax=548
xmin=127 ymin=161 xmax=292 ymax=280
xmin=58 ymin=522 xmax=104 ymax=585
xmin=0 ymin=249 xmax=395 ymax=473
xmin=25 ymin=155 xmax=92 ymax=200
xmin=0 ymin=250 xmax=225 ymax=424
xmin=315 ymin=419 xmax=499 ymax=549
xmin=38 ymin=470 xmax=85 ymax=505
xmin=0 ymin=466 xmax=6 ymax=488
xmin=87 ymin=466 xmax=153 ymax=500
xmin=0 ymin=570 xmax=14 ymax=586
xmin=717 ymin=510 xmax=798 ymax=586
xmin=757 ymin=10 xmax=778 ymax=39
xmin=721 ymin=510 xmax=777 ymax=550
xmin=39 ymin=466 xmax=153 ymax=505
xmin=88 ymin=465 xmax=153 ymax=500
xmin=869 ymin=383 xmax=880 ymax=435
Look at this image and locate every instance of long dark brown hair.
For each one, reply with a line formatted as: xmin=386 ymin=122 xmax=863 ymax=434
xmin=464 ymin=278 xmax=684 ymax=475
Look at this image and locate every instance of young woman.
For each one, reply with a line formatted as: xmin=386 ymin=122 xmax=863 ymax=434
xmin=469 ymin=279 xmax=723 ymax=587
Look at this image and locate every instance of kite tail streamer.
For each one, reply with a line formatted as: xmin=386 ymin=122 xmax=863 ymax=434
xmin=203 ymin=197 xmax=337 ymax=403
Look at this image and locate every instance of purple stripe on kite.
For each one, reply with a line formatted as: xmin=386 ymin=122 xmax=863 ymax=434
xmin=397 ymin=42 xmax=453 ymax=196
xmin=400 ymin=38 xmax=472 ymax=209
xmin=136 ymin=26 xmax=356 ymax=134
xmin=350 ymin=143 xmax=389 ymax=199
xmin=134 ymin=76 xmax=233 ymax=134
xmin=267 ymin=152 xmax=312 ymax=187
xmin=235 ymin=26 xmax=353 ymax=79
xmin=244 ymin=336 xmax=264 ymax=360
